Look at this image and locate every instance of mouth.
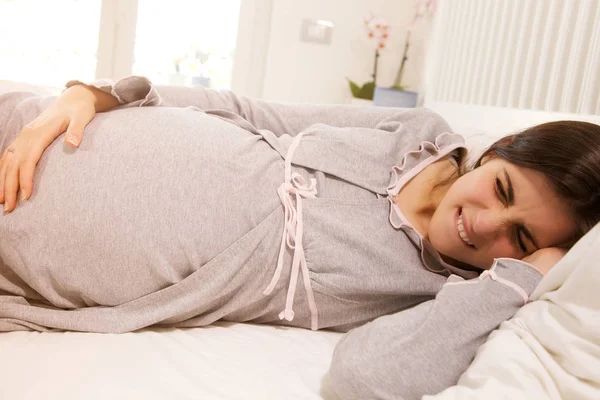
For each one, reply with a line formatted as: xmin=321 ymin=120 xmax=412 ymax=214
xmin=456 ymin=208 xmax=476 ymax=249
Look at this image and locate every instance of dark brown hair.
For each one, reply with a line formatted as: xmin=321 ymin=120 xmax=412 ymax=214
xmin=474 ymin=120 xmax=600 ymax=246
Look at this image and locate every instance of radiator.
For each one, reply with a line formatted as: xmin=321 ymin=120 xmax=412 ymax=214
xmin=425 ymin=0 xmax=600 ymax=116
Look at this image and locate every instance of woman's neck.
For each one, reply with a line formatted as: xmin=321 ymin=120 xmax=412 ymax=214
xmin=393 ymin=158 xmax=458 ymax=239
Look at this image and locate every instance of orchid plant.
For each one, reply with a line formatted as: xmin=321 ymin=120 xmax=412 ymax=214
xmin=347 ymin=14 xmax=390 ymax=100
xmin=392 ymin=0 xmax=436 ymax=89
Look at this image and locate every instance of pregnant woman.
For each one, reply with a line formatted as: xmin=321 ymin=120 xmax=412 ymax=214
xmin=1 ymin=77 xmax=599 ymax=398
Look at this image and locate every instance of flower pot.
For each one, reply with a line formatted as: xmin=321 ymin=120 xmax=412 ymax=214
xmin=191 ymin=76 xmax=211 ymax=88
xmin=373 ymin=87 xmax=418 ymax=108
xmin=349 ymin=97 xmax=374 ymax=106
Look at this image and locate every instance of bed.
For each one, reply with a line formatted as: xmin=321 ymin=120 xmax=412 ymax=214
xmin=1 ymin=0 xmax=600 ymax=399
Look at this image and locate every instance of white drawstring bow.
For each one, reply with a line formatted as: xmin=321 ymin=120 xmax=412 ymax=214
xmin=262 ymin=133 xmax=319 ymax=330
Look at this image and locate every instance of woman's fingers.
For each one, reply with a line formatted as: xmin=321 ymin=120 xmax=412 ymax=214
xmin=0 ymin=143 xmax=25 ymax=211
xmin=0 ymin=94 xmax=96 ymax=212
xmin=18 ymin=135 xmax=59 ymax=205
xmin=18 ymin=149 xmax=40 ymax=202
xmin=0 ymin=151 xmax=9 ymax=204
xmin=0 ymin=127 xmax=55 ymax=211
xmin=521 ymin=247 xmax=568 ymax=275
xmin=1 ymin=145 xmax=39 ymax=211
xmin=65 ymin=118 xmax=85 ymax=148
xmin=2 ymin=161 xmax=20 ymax=212
xmin=0 ymin=146 xmax=17 ymax=205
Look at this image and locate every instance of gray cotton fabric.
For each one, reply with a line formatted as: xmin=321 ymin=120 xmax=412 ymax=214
xmin=326 ymin=258 xmax=542 ymax=399
xmin=0 ymin=76 xmax=543 ymax=397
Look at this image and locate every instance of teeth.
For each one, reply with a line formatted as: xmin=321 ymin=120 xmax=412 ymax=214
xmin=457 ymin=213 xmax=474 ymax=246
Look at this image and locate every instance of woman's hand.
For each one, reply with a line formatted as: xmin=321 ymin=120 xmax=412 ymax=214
xmin=521 ymin=247 xmax=568 ymax=275
xmin=0 ymin=84 xmax=118 ymax=212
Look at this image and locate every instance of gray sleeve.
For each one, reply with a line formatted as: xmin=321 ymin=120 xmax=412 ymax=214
xmin=326 ymin=258 xmax=543 ymax=400
xmin=65 ymin=76 xmax=450 ymax=137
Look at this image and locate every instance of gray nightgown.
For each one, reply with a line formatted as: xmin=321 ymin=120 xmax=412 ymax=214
xmin=0 ymin=77 xmax=543 ymax=399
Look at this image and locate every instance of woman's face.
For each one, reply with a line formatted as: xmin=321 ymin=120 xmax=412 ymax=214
xmin=429 ymin=155 xmax=576 ymax=270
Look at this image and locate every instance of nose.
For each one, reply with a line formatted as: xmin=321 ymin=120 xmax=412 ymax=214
xmin=471 ymin=210 xmax=509 ymax=240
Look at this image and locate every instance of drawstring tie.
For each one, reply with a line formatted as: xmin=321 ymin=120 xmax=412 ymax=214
xmin=263 ymin=132 xmax=319 ymax=330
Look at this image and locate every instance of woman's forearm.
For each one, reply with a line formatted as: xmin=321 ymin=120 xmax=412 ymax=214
xmin=327 ymin=259 xmax=542 ymax=399
xmin=63 ymin=84 xmax=120 ymax=113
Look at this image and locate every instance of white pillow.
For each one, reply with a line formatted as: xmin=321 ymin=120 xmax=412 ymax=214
xmin=426 ymin=222 xmax=600 ymax=400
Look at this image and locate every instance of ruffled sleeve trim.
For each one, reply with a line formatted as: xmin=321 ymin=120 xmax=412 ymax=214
xmin=387 ymin=131 xmax=465 ymax=199
xmin=65 ymin=76 xmax=162 ymax=108
xmin=385 ymin=132 xmax=478 ymax=279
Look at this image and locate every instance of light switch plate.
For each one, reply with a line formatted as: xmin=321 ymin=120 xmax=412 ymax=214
xmin=300 ymin=19 xmax=334 ymax=45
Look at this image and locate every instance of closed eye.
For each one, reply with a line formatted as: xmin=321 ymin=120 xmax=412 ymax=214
xmin=494 ymin=177 xmax=509 ymax=208
xmin=495 ymin=177 xmax=528 ymax=253
xmin=514 ymin=227 xmax=528 ymax=253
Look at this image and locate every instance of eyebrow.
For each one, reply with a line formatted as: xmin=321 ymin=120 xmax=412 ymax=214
xmin=503 ymin=168 xmax=540 ymax=250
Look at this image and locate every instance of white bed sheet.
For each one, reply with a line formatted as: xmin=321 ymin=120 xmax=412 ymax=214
xmin=0 ymin=322 xmax=342 ymax=400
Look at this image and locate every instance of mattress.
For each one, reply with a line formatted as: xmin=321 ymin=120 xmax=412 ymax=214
xmin=0 ymin=322 xmax=342 ymax=399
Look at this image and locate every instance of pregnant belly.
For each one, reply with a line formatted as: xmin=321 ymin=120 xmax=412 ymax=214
xmin=0 ymin=107 xmax=284 ymax=308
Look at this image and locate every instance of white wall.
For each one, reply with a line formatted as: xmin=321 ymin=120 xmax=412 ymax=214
xmin=260 ymin=0 xmax=433 ymax=104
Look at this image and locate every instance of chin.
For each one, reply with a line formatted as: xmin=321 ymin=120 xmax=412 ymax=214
xmin=446 ymin=255 xmax=486 ymax=272
xmin=432 ymin=239 xmax=485 ymax=271
xmin=429 ymin=211 xmax=486 ymax=271
xmin=446 ymin=258 xmax=491 ymax=272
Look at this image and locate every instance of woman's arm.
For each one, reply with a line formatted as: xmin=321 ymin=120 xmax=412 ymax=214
xmin=76 ymin=84 xmax=121 ymax=114
xmin=66 ymin=76 xmax=433 ymax=136
xmin=326 ymin=258 xmax=542 ymax=400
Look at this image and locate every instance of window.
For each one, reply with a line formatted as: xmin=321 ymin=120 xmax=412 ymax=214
xmin=133 ymin=0 xmax=241 ymax=90
xmin=0 ymin=0 xmax=242 ymax=90
xmin=0 ymin=0 xmax=101 ymax=87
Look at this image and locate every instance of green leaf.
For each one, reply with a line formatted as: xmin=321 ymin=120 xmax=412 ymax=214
xmin=358 ymin=81 xmax=375 ymax=100
xmin=347 ymin=78 xmax=361 ymax=98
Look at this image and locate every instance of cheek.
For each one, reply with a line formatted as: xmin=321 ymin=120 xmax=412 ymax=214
xmin=485 ymin=237 xmax=518 ymax=258
xmin=449 ymin=172 xmax=496 ymax=206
